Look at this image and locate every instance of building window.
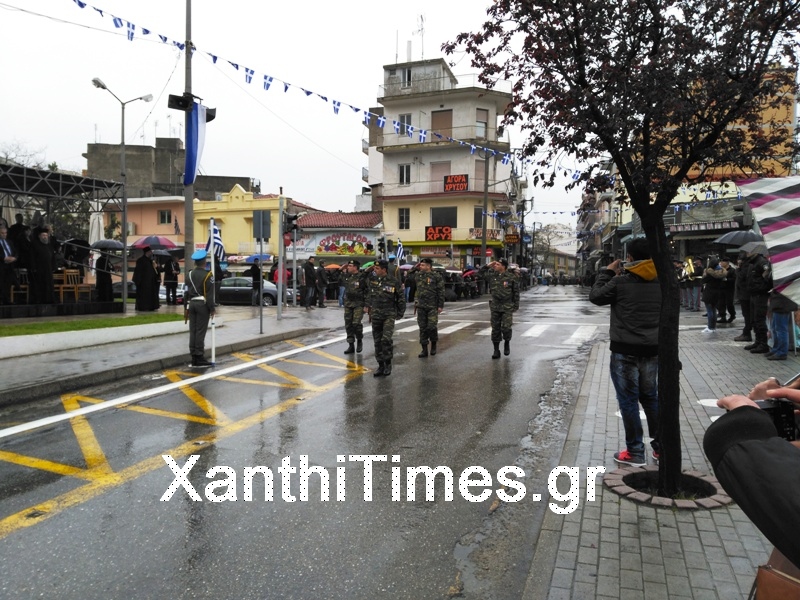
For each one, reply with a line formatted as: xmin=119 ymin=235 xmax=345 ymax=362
xmin=401 ymin=68 xmax=412 ymax=87
xmin=431 ymin=206 xmax=457 ymax=228
xmin=474 ymin=206 xmax=484 ymax=228
xmin=476 ymin=108 xmax=488 ymax=139
xmin=399 ymin=113 xmax=412 ymax=135
xmin=399 ymin=208 xmax=410 ymax=230
xmin=399 ymin=164 xmax=411 ymax=185
xmin=158 ymin=209 xmax=172 ymax=225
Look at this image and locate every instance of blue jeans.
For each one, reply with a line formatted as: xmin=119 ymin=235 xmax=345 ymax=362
xmin=705 ymin=302 xmax=717 ymax=329
xmin=771 ymin=312 xmax=790 ymax=357
xmin=609 ymin=352 xmax=660 ymax=457
xmin=339 ymin=285 xmax=345 ymax=307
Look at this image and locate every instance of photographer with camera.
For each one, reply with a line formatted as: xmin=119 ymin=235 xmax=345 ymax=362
xmin=704 ymin=387 xmax=800 ymax=569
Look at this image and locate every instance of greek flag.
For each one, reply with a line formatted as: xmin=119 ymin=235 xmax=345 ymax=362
xmin=205 ymin=221 xmax=225 ymax=264
xmin=395 ymin=239 xmax=405 ymax=264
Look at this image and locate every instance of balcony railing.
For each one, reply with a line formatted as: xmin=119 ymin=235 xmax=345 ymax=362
xmin=379 ymin=176 xmax=517 ymax=197
xmin=377 ymin=125 xmax=510 ymax=151
xmin=378 ymin=73 xmax=512 ymax=99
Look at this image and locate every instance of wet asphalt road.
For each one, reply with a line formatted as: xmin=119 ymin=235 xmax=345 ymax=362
xmin=0 ymin=285 xmax=608 ymax=599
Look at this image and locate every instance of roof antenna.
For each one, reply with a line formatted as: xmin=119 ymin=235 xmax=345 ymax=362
xmin=414 ymin=15 xmax=425 ymax=60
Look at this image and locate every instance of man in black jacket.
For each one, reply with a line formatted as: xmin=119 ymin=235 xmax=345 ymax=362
xmin=704 ymin=390 xmax=800 ymax=569
xmin=589 ymin=238 xmax=662 ymax=467
xmin=744 ymin=250 xmax=772 ymax=354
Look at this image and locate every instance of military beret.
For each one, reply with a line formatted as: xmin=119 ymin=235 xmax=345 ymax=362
xmin=191 ymin=249 xmax=208 ymax=261
xmin=420 ymin=258 xmax=433 ymax=265
xmin=347 ymin=259 xmax=360 ymax=267
xmin=376 ymin=259 xmax=389 ymax=269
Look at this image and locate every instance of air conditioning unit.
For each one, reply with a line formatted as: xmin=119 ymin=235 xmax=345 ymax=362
xmin=126 ymin=222 xmax=136 ymax=236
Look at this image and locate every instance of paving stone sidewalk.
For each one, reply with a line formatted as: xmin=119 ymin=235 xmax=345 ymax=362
xmin=523 ymin=320 xmax=799 ymax=600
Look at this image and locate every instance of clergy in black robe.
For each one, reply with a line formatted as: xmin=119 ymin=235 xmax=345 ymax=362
xmin=29 ymin=228 xmax=55 ymax=304
xmin=132 ymin=247 xmax=160 ymax=311
xmin=95 ymin=254 xmax=114 ymax=302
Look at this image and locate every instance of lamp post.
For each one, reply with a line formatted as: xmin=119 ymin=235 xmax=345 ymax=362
xmin=92 ymin=78 xmax=152 ymax=313
xmin=531 ymin=221 xmax=542 ymax=278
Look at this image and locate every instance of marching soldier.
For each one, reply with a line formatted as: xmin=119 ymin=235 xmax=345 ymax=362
xmin=412 ymin=258 xmax=445 ymax=357
xmin=340 ymin=259 xmax=367 ymax=354
xmin=481 ymin=258 xmax=520 ymax=359
xmin=365 ymin=259 xmax=405 ymax=377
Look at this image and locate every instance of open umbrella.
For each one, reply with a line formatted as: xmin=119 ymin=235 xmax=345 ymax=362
xmin=324 ymin=262 xmax=343 ymax=270
xmin=739 ymin=241 xmax=768 ymax=255
xmin=92 ymin=239 xmax=124 ymax=250
xmin=361 ymin=261 xmax=375 ymax=269
xmin=62 ymin=239 xmax=91 ymax=260
xmin=399 ymin=263 xmax=415 ymax=271
xmin=131 ymin=235 xmax=177 ymax=250
xmin=712 ymin=230 xmax=762 ymax=245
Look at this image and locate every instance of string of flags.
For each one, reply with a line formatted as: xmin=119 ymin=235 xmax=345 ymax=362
xmin=67 ymin=0 xmax=586 ymax=178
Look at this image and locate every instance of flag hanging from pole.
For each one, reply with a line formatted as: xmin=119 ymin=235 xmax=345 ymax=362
xmin=205 ymin=220 xmax=225 ymax=264
xmin=183 ymin=102 xmax=207 ymax=186
xmin=395 ymin=239 xmax=405 ymax=264
xmin=738 ymin=176 xmax=800 ymax=305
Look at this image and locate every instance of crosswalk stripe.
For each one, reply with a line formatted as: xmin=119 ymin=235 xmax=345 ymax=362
xmin=437 ymin=322 xmax=472 ymax=335
xmin=477 ymin=327 xmax=492 ymax=336
xmin=566 ymin=325 xmax=597 ymax=344
xmin=522 ymin=324 xmax=549 ymax=338
xmin=397 ymin=325 xmax=418 ymax=333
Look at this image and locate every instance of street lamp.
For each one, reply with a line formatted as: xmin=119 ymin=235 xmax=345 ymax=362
xmin=531 ymin=221 xmax=543 ymax=277
xmin=92 ymin=78 xmax=153 ymax=312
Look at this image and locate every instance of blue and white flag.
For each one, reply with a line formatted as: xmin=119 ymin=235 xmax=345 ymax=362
xmin=395 ymin=239 xmax=405 ymax=264
xmin=183 ymin=102 xmax=207 ymax=186
xmin=205 ymin=220 xmax=225 ymax=264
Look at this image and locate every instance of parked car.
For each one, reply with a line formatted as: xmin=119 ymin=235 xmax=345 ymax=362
xmin=111 ymin=281 xmax=136 ymax=299
xmin=217 ymin=277 xmax=289 ymax=306
xmin=158 ymin=285 xmax=184 ymax=305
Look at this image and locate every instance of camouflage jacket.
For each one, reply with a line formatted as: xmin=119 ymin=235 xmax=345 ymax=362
xmin=366 ymin=273 xmax=405 ymax=317
xmin=414 ymin=269 xmax=445 ymax=309
xmin=483 ymin=268 xmax=519 ymax=310
xmin=342 ymin=270 xmax=368 ymax=308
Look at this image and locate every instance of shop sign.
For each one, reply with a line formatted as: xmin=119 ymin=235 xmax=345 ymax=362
xmin=425 ymin=226 xmax=452 ymax=241
xmin=443 ymin=174 xmax=469 ymax=192
xmin=505 ymin=234 xmax=520 ymax=244
xmin=468 ymin=228 xmax=501 ymax=241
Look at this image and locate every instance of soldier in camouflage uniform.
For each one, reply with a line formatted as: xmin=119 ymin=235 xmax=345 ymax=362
xmin=340 ymin=259 xmax=367 ymax=355
xmin=481 ymin=258 xmax=520 ymax=359
xmin=365 ymin=259 xmax=405 ymax=377
xmin=412 ymin=258 xmax=445 ymax=357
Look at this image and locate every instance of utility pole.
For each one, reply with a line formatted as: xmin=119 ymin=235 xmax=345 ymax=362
xmin=182 ymin=0 xmax=194 ymax=273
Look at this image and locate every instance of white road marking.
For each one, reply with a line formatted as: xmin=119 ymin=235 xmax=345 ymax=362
xmin=522 ymin=324 xmax=549 ymax=338
xmin=566 ymin=325 xmax=597 ymax=345
xmin=438 ymin=322 xmax=473 ymax=335
xmin=477 ymin=327 xmax=493 ymax=336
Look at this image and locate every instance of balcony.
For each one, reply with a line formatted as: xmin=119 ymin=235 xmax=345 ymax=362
xmin=378 ymin=73 xmax=512 ymax=99
xmin=379 ymin=176 xmax=516 ymax=198
xmin=377 ymin=125 xmax=510 ymax=153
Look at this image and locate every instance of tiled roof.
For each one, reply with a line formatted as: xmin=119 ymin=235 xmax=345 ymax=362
xmin=297 ymin=211 xmax=383 ymax=229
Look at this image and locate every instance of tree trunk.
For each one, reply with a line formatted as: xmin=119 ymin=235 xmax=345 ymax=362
xmin=643 ymin=221 xmax=682 ymax=496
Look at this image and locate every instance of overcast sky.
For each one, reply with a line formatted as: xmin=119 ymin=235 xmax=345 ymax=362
xmin=0 ymin=0 xmax=581 ymax=227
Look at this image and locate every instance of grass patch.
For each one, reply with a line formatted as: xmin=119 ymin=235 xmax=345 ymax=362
xmin=0 ymin=313 xmax=184 ymax=337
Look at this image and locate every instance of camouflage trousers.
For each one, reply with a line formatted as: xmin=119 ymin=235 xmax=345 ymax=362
xmin=371 ymin=310 xmax=396 ymax=362
xmin=490 ymin=308 xmax=513 ymax=343
xmin=344 ymin=305 xmax=364 ymax=344
xmin=416 ymin=306 xmax=439 ymax=344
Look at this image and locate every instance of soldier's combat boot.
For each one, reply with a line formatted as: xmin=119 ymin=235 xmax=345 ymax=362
xmin=430 ymin=341 xmax=437 ymax=355
xmin=356 ymin=338 xmax=363 ymax=353
xmin=344 ymin=343 xmax=355 ymax=355
xmin=383 ymin=360 xmax=392 ymax=376
xmin=504 ymin=340 xmax=511 ymax=356
xmin=373 ymin=362 xmax=386 ymax=377
xmin=492 ymin=342 xmax=501 ymax=359
xmin=418 ymin=344 xmax=429 ymax=358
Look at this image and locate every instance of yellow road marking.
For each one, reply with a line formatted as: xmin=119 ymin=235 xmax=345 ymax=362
xmin=0 ymin=450 xmax=97 ymax=481
xmin=233 ymin=352 xmax=328 ymax=390
xmin=279 ymin=359 xmax=352 ymax=370
xmin=74 ymin=397 xmax=219 ymax=426
xmin=62 ymin=395 xmax=113 ymax=474
xmin=283 ymin=341 xmax=367 ymax=369
xmin=216 ymin=376 xmax=309 ymax=389
xmin=163 ymin=371 xmax=232 ymax=425
xmin=0 ymin=367 xmax=367 ymax=541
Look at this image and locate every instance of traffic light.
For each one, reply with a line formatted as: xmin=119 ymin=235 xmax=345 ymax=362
xmin=168 ymin=93 xmax=216 ymax=122
xmin=285 ymin=213 xmax=300 ymax=232
xmin=377 ymin=237 xmax=386 ymax=255
xmin=445 ymin=249 xmax=452 ymax=258
xmin=387 ymin=239 xmax=394 ymax=254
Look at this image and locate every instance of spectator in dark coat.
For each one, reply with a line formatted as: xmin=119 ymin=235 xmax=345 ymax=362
xmin=316 ymin=259 xmax=329 ymax=307
xmin=132 ymin=247 xmax=160 ymax=311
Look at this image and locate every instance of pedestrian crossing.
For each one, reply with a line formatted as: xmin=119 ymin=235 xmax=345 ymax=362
xmin=399 ymin=320 xmax=599 ymax=347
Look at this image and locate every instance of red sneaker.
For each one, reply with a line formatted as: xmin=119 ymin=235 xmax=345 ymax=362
xmin=613 ymin=450 xmax=645 ymax=467
xmin=652 ymin=451 xmax=660 ymax=464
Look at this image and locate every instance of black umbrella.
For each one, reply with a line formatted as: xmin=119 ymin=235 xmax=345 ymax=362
xmin=91 ymin=239 xmax=124 ymax=250
xmin=62 ymin=239 xmax=92 ymax=260
xmin=712 ymin=230 xmax=762 ymax=246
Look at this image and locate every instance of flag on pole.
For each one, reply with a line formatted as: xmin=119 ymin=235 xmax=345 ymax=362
xmin=183 ymin=102 xmax=207 ymax=185
xmin=395 ymin=239 xmax=405 ymax=264
xmin=205 ymin=220 xmax=225 ymax=263
xmin=738 ymin=176 xmax=800 ymax=305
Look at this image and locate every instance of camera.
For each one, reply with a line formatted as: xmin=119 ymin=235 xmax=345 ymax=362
xmin=755 ymin=399 xmax=798 ymax=441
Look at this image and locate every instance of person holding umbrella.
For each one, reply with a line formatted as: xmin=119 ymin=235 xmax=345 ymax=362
xmin=184 ymin=250 xmax=215 ymax=368
xmin=132 ymin=246 xmax=160 ymax=311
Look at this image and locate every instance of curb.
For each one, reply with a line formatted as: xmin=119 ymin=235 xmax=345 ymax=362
xmin=0 ymin=327 xmax=325 ymax=408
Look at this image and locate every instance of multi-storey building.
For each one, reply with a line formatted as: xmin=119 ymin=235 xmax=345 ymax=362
xmin=367 ymin=58 xmax=525 ymax=268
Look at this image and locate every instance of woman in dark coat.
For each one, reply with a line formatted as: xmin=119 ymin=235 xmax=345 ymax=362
xmin=132 ymin=246 xmax=160 ymax=311
xmin=29 ymin=227 xmax=55 ymax=304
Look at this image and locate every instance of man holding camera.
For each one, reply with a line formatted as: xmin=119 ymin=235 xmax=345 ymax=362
xmin=589 ymin=238 xmax=661 ymax=467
